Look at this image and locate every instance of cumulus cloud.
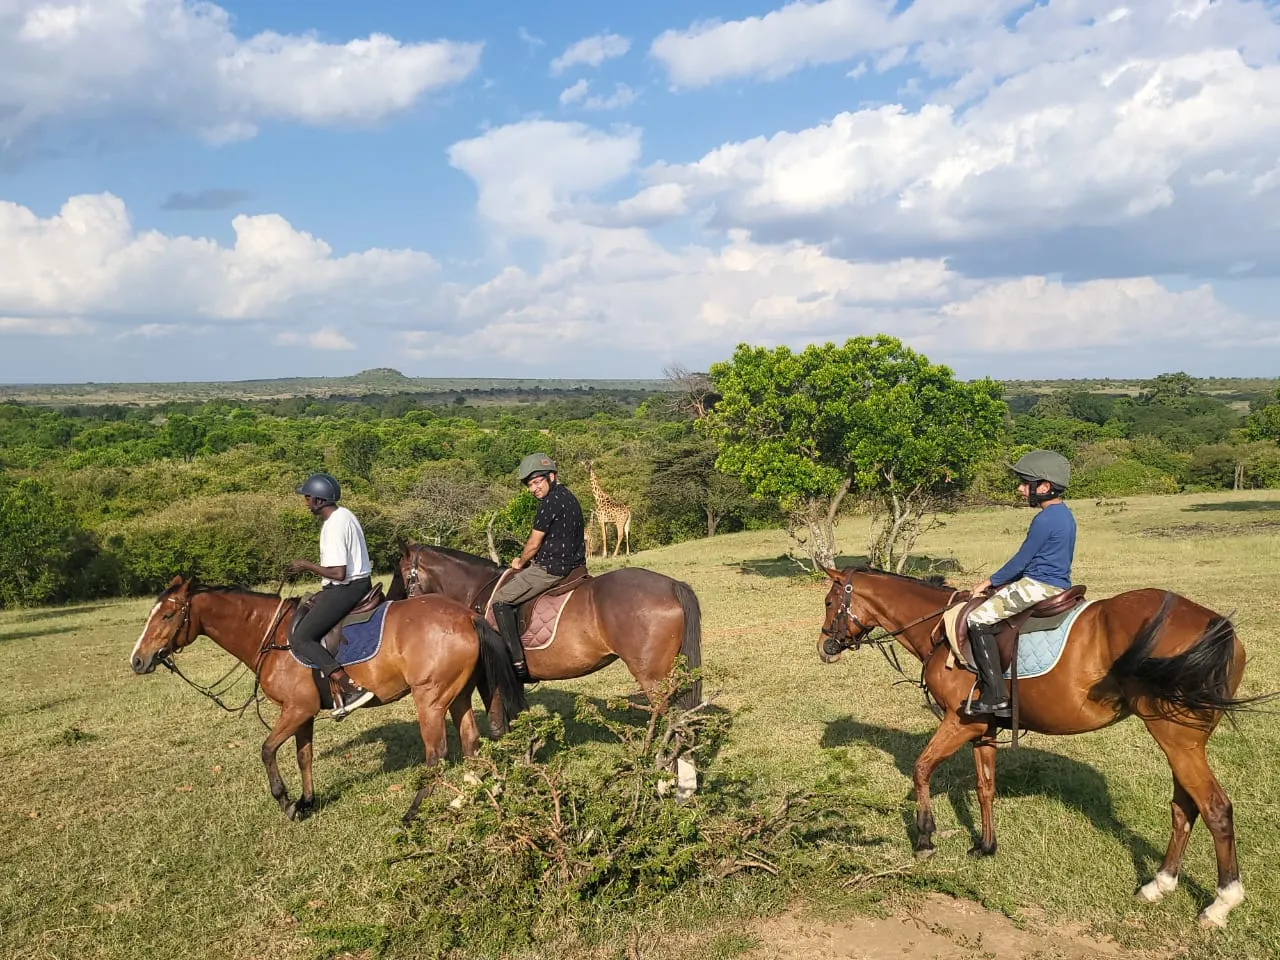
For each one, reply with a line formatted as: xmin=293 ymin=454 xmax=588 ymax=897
xmin=275 ymin=326 xmax=357 ymax=350
xmin=0 ymin=0 xmax=482 ymax=162
xmin=559 ymin=80 xmax=637 ymax=110
xmin=0 ymin=193 xmax=438 ymax=325
xmin=550 ymin=32 xmax=630 ymax=74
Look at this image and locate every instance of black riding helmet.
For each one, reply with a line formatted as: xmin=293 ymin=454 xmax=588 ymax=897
xmin=296 ymin=472 xmax=341 ymax=504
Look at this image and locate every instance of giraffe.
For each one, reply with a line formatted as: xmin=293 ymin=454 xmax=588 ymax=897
xmin=580 ymin=461 xmax=631 ymax=557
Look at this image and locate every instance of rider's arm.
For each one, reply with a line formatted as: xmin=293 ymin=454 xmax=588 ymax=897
xmin=512 ymin=529 xmax=546 ymax=569
xmin=289 ymin=559 xmax=347 ymax=580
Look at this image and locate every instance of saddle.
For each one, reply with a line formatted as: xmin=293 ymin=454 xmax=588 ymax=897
xmin=290 ymin=582 xmax=386 ymax=712
xmin=947 ymin=585 xmax=1088 ymax=676
xmin=486 ymin=566 xmax=591 ymax=649
xmin=291 ymin=581 xmax=387 ymax=656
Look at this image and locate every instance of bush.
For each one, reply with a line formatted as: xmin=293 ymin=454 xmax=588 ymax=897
xmin=0 ymin=479 xmax=82 ymax=607
xmin=1071 ymin=459 xmax=1180 ymax=498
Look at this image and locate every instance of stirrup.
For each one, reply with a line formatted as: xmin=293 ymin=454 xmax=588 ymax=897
xmin=331 ymin=684 xmax=375 ymax=720
xmin=962 ymin=697 xmax=1011 ymax=719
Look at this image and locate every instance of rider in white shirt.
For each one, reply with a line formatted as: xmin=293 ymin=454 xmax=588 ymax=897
xmin=288 ymin=473 xmax=376 ymax=718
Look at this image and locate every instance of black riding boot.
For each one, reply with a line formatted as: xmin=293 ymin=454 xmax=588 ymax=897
xmin=966 ymin=623 xmax=1011 ymax=719
xmin=492 ymin=603 xmax=530 ymax=682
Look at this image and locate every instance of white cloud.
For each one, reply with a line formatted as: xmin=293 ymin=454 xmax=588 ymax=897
xmin=559 ymin=80 xmax=637 ymax=110
xmin=0 ymin=193 xmax=438 ymax=325
xmin=559 ymin=79 xmax=590 ymax=106
xmin=274 ymin=326 xmax=357 ymax=350
xmin=0 ymin=0 xmax=482 ymax=160
xmin=550 ymin=32 xmax=630 ymax=75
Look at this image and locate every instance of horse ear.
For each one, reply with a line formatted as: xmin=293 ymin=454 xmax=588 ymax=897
xmin=822 ymin=566 xmax=842 ymax=582
xmin=396 ymin=535 xmax=408 ymax=554
xmin=169 ymin=575 xmax=183 ymax=588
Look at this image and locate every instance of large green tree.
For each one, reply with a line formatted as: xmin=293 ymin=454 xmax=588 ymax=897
xmin=704 ymin=335 xmax=1005 ymax=570
xmin=0 ymin=479 xmax=78 ymax=606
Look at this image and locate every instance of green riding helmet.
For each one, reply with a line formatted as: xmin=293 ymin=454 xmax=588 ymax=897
xmin=1009 ymin=450 xmax=1070 ymax=489
xmin=516 ymin=453 xmax=558 ymax=483
xmin=296 ymin=472 xmax=341 ymax=503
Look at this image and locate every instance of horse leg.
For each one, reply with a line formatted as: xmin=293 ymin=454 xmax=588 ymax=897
xmin=912 ymin=711 xmax=986 ymax=859
xmin=450 ymin=689 xmax=481 ymax=758
xmin=403 ymin=683 xmax=450 ymax=825
xmin=260 ymin=707 xmax=310 ymax=818
xmin=284 ymin=717 xmax=315 ymax=822
xmin=1137 ymin=779 xmax=1198 ymax=904
xmin=1144 ymin=718 xmax=1243 ymax=927
xmin=970 ymin=738 xmax=998 ymax=857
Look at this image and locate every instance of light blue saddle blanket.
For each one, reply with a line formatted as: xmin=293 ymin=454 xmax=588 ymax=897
xmin=1004 ymin=601 xmax=1095 ymax=680
xmin=290 ymin=603 xmax=390 ymax=669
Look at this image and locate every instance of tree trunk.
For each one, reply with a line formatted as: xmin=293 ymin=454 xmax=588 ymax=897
xmin=788 ymin=477 xmax=851 ymax=570
xmin=485 ymin=512 xmax=501 ymax=564
xmin=705 ymin=506 xmax=719 ymax=538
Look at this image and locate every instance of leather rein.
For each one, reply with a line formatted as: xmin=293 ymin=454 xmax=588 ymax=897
xmin=155 ymin=591 xmax=293 ymax=727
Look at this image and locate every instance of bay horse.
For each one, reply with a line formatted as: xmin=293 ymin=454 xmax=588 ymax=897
xmin=818 ymin=565 xmax=1272 ymax=929
xmin=130 ymin=575 xmax=527 ymax=823
xmin=390 ymin=542 xmax=704 ymax=791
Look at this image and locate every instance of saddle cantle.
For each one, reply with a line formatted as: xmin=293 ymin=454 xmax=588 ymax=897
xmin=947 ymin=585 xmax=1088 ymax=676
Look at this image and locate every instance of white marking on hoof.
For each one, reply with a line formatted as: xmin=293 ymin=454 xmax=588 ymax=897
xmin=1198 ymin=880 xmax=1244 ymax=929
xmin=1137 ymin=871 xmax=1178 ymax=903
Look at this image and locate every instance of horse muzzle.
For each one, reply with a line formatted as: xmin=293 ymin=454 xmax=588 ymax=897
xmin=131 ymin=652 xmax=158 ymax=675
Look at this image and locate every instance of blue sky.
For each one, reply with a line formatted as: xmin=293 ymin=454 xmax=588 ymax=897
xmin=2 ymin=0 xmax=1280 ymax=384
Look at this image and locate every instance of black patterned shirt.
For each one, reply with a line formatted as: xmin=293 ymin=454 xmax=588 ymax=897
xmin=532 ymin=482 xmax=586 ymax=576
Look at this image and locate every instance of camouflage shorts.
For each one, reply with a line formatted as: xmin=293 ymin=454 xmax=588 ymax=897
xmin=967 ymin=578 xmax=1063 ymax=626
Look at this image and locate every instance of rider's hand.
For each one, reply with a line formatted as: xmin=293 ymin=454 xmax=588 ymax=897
xmin=287 ymin=559 xmax=311 ymax=574
xmin=510 ymin=556 xmax=527 ymax=570
xmin=972 ymin=578 xmax=993 ymax=596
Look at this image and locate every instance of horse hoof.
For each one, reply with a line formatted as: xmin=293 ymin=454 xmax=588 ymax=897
xmin=914 ymin=846 xmax=936 ymax=861
xmin=967 ymin=843 xmax=997 ymax=858
xmin=1198 ymin=911 xmax=1227 ymax=930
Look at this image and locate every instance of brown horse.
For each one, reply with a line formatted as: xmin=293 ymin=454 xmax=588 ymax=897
xmin=130 ymin=575 xmax=527 ymax=823
xmin=390 ymin=543 xmax=704 ymax=792
xmin=818 ymin=565 xmax=1272 ymax=929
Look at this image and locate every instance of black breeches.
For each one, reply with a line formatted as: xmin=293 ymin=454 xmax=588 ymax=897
xmin=289 ymin=577 xmax=371 ymax=677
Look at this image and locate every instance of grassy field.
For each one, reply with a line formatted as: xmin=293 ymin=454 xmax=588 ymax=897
xmin=4 ymin=490 xmax=1280 ymax=959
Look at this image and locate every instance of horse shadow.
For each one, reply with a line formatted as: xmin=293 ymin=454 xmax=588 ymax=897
xmin=733 ymin=553 xmax=963 ymax=580
xmin=821 ymin=717 xmax=1201 ymax=901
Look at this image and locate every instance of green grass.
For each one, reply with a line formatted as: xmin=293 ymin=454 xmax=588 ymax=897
xmin=4 ymin=490 xmax=1280 ymax=959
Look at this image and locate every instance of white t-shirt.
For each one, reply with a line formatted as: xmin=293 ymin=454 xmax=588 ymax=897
xmin=318 ymin=506 xmax=372 ymax=585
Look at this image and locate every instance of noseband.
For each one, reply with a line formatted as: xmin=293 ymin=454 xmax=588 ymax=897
xmin=821 ymin=580 xmax=876 ymax=655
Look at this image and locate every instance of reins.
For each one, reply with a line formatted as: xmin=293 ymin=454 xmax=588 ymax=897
xmin=159 ymin=591 xmax=292 ymax=730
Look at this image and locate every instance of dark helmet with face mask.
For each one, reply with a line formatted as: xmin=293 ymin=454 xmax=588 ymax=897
xmin=1009 ymin=450 xmax=1069 ymax=506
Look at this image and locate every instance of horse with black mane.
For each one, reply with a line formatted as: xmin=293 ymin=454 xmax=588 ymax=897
xmin=131 ymin=575 xmax=527 ymax=823
xmin=818 ymin=564 xmax=1273 ymax=929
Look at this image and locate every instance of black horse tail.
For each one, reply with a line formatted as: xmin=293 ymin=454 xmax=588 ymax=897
xmin=673 ymin=580 xmax=703 ymax=710
xmin=473 ymin=615 xmax=528 ymax=726
xmin=1109 ymin=592 xmax=1275 ymax=725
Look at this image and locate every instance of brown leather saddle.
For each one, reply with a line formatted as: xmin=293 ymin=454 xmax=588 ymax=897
xmin=951 ymin=585 xmax=1088 ymax=676
xmin=291 ymin=581 xmax=386 ymax=656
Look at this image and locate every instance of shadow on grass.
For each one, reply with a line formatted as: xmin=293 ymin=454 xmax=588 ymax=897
xmin=1184 ymin=500 xmax=1280 ymax=513
xmin=1 ymin=603 xmax=109 ymax=623
xmin=317 ymin=688 xmax=731 ymax=795
xmin=820 ymin=717 xmax=1201 ymax=902
xmin=733 ymin=553 xmax=963 ymax=580
xmin=0 ymin=625 xmax=79 ymax=644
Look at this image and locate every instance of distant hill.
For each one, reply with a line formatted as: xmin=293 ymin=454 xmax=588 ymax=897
xmin=0 ymin=369 xmax=674 ymax=405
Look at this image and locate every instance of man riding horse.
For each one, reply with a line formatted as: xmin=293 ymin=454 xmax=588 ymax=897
xmin=491 ymin=453 xmax=587 ymax=681
xmin=964 ymin=449 xmax=1076 ymax=719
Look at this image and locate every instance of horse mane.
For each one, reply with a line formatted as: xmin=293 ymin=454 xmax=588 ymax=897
xmin=409 ymin=543 xmax=499 ymax=569
xmin=851 ymin=565 xmax=952 ymax=589
xmin=158 ymin=580 xmax=293 ymax=602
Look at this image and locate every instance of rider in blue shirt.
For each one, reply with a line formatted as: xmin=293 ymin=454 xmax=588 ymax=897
xmin=965 ymin=450 xmax=1076 ymax=719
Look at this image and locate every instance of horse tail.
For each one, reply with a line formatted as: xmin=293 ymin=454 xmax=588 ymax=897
xmin=473 ymin=615 xmax=528 ymax=724
xmin=1109 ymin=591 xmax=1275 ymax=725
xmin=673 ymin=580 xmax=703 ymax=710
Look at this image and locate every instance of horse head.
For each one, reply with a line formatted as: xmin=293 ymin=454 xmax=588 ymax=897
xmin=131 ymin=575 xmax=200 ymax=674
xmin=817 ymin=566 xmax=884 ymax=663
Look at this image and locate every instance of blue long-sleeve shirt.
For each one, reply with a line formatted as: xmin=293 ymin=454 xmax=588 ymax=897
xmin=990 ymin=502 xmax=1076 ymax=589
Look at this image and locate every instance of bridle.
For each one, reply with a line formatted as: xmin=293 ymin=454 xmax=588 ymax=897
xmin=402 ymin=544 xmax=504 ymax=613
xmin=154 ymin=589 xmax=292 ymax=728
xmin=821 ymin=579 xmax=876 ymax=653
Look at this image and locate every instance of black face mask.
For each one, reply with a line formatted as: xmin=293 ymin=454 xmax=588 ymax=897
xmin=1025 ymin=482 xmax=1056 ymax=507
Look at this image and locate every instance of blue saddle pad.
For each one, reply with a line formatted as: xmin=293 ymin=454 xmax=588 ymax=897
xmin=1004 ymin=601 xmax=1093 ymax=680
xmin=291 ymin=603 xmax=390 ymax=669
